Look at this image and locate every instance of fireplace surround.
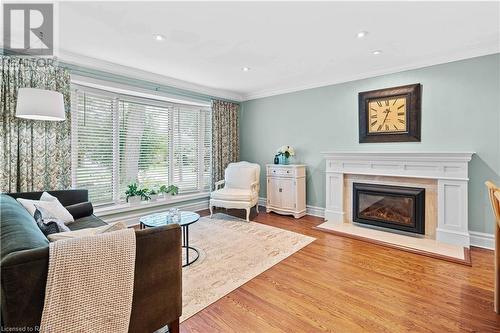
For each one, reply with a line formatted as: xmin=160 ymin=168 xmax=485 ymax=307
xmin=322 ymin=151 xmax=474 ymax=247
xmin=352 ymin=183 xmax=425 ymax=235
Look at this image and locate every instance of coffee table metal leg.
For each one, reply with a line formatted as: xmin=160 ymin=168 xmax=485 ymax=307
xmin=181 ymin=225 xmax=199 ymax=267
xmin=185 ymin=225 xmax=189 ymax=264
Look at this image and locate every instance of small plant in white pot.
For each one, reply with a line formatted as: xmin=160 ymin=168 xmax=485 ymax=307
xmin=149 ymin=188 xmax=159 ymax=202
xmin=138 ymin=188 xmax=150 ymax=201
xmin=125 ymin=183 xmax=142 ymax=204
xmin=159 ymin=184 xmax=179 ymax=199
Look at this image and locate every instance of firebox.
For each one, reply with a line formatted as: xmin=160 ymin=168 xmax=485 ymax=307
xmin=352 ymin=183 xmax=425 ymax=235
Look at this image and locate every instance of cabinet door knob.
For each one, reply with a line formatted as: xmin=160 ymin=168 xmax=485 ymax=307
xmin=286 ymin=170 xmax=290 ymax=174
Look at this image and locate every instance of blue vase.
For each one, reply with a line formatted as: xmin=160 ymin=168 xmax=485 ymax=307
xmin=279 ymin=155 xmax=290 ymax=165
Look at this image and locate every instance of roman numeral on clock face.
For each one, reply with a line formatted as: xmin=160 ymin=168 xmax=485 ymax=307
xmin=376 ymin=101 xmax=382 ymax=107
xmin=398 ymin=119 xmax=405 ymax=124
xmin=371 ymin=120 xmax=377 ymax=126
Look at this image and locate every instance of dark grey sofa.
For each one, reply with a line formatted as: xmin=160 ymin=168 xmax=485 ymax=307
xmin=1 ymin=189 xmax=182 ymax=333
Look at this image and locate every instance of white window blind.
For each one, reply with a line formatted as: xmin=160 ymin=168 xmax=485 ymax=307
xmin=118 ymin=99 xmax=171 ymax=198
xmin=72 ymin=90 xmax=117 ymax=205
xmin=71 ymin=85 xmax=211 ymax=205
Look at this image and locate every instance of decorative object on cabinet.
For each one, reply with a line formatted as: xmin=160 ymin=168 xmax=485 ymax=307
xmin=275 ymin=145 xmax=295 ymax=165
xmin=266 ymin=164 xmax=306 ymax=219
xmin=358 ymin=83 xmax=421 ymax=143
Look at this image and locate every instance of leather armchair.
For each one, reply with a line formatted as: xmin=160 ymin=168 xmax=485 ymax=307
xmin=210 ymin=161 xmax=260 ymax=221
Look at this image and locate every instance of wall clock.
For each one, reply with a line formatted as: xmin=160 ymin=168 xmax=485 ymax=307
xmin=358 ymin=83 xmax=421 ymax=143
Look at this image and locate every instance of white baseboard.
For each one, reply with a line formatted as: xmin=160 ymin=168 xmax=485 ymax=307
xmin=304 ymin=205 xmax=325 ymax=218
xmin=258 ymin=197 xmax=325 ymax=218
xmin=469 ymin=231 xmax=495 ymax=250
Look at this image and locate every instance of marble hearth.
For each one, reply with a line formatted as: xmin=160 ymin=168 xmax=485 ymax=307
xmin=320 ymin=152 xmax=474 ymax=249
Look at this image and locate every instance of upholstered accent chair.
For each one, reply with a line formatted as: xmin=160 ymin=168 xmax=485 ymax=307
xmin=210 ymin=161 xmax=260 ymax=221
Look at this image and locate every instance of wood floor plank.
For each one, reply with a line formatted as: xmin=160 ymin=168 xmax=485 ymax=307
xmin=181 ymin=209 xmax=500 ymax=332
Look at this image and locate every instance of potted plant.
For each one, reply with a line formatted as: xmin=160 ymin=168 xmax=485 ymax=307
xmin=125 ymin=183 xmax=141 ymax=204
xmin=159 ymin=184 xmax=179 ymax=198
xmin=166 ymin=185 xmax=179 ymax=196
xmin=276 ymin=145 xmax=295 ymax=165
xmin=138 ymin=187 xmax=151 ymax=201
xmin=159 ymin=185 xmax=167 ymax=199
xmin=149 ymin=188 xmax=159 ymax=202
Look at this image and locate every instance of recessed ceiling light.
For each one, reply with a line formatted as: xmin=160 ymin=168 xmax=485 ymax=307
xmin=372 ymin=50 xmax=382 ymax=55
xmin=153 ymin=34 xmax=165 ymax=41
xmin=357 ymin=31 xmax=368 ymax=38
xmin=242 ymin=67 xmax=250 ymax=72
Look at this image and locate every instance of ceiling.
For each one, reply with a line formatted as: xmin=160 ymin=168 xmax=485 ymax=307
xmin=58 ymin=1 xmax=500 ymax=101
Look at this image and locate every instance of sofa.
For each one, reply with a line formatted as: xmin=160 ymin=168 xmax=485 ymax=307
xmin=0 ymin=190 xmax=182 ymax=333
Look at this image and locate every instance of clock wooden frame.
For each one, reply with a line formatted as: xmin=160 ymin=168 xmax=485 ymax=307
xmin=358 ymin=83 xmax=421 ymax=143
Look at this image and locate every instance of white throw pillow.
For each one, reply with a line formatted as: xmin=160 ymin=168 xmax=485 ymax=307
xmin=47 ymin=222 xmax=128 ymax=242
xmin=17 ymin=196 xmax=74 ymax=225
xmin=225 ymin=167 xmax=255 ymax=190
xmin=40 ymin=191 xmax=58 ymax=201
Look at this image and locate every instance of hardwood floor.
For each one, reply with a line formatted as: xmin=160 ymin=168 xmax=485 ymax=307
xmin=181 ymin=209 xmax=500 ymax=332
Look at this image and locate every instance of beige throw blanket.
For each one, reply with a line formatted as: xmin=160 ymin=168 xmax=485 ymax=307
xmin=40 ymin=229 xmax=136 ymax=333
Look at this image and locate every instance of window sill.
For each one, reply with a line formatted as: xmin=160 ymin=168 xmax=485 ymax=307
xmin=94 ymin=192 xmax=210 ymax=218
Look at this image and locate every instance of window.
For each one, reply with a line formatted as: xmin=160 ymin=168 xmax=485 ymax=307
xmin=71 ymin=85 xmax=211 ymax=205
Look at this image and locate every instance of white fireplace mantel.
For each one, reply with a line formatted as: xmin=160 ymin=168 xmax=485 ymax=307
xmin=322 ymin=151 xmax=474 ymax=248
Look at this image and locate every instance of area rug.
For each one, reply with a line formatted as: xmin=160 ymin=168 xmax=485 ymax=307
xmin=180 ymin=213 xmax=315 ymax=322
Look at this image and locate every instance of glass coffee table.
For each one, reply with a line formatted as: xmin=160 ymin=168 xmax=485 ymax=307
xmin=139 ymin=211 xmax=200 ymax=267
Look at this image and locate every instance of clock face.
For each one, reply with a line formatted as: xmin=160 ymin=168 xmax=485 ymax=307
xmin=367 ymin=95 xmax=407 ymax=133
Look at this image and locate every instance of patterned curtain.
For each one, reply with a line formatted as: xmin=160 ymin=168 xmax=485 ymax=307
xmin=0 ymin=57 xmax=72 ymax=193
xmin=211 ymin=99 xmax=239 ymax=188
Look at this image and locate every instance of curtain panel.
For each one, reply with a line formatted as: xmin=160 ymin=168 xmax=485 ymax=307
xmin=211 ymin=99 xmax=239 ymax=188
xmin=0 ymin=57 xmax=72 ymax=193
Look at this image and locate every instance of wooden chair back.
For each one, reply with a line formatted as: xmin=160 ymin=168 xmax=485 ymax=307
xmin=485 ymin=180 xmax=500 ymax=313
xmin=485 ymin=181 xmax=500 ymax=227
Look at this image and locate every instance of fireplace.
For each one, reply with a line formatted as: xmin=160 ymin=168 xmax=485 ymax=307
xmin=352 ymin=183 xmax=425 ymax=235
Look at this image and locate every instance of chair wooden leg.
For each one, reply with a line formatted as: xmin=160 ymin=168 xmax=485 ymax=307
xmin=168 ymin=318 xmax=180 ymax=333
xmin=245 ymin=207 xmax=250 ymax=222
xmin=495 ymin=225 xmax=500 ymax=314
xmin=209 ymin=205 xmax=213 ymax=218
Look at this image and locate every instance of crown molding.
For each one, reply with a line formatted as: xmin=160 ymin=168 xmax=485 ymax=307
xmin=57 ymin=43 xmax=499 ymax=103
xmin=59 ymin=50 xmax=244 ymax=102
xmin=242 ymin=44 xmax=500 ymax=101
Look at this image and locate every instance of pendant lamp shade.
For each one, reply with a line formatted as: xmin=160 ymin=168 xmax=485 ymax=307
xmin=16 ymin=88 xmax=65 ymax=121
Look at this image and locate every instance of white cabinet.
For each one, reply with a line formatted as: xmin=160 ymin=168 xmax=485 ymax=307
xmin=266 ymin=164 xmax=306 ymax=218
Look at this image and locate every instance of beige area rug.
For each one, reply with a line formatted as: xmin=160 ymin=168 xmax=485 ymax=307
xmin=180 ymin=213 xmax=315 ymax=322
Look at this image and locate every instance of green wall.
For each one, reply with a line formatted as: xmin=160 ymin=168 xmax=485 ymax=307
xmin=240 ymin=54 xmax=500 ymax=234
